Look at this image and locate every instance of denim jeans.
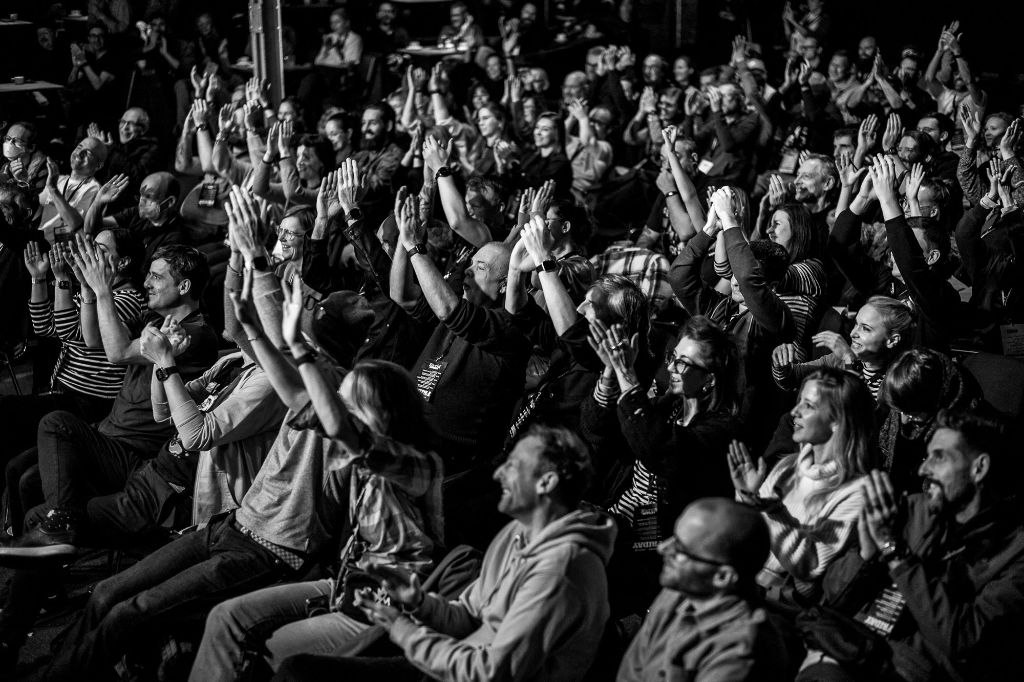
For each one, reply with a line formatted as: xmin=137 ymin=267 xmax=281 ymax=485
xmin=190 ymin=579 xmax=370 ymax=682
xmin=43 ymin=515 xmax=291 ymax=681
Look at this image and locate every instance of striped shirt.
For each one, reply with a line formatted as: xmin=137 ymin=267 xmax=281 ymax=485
xmin=29 ymin=287 xmax=146 ymax=399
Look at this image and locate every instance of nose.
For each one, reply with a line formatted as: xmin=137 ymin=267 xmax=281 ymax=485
xmin=917 ymin=459 xmax=930 ymax=478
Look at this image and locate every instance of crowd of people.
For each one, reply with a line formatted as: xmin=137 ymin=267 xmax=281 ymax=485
xmin=1 ymin=0 xmax=1023 ymax=680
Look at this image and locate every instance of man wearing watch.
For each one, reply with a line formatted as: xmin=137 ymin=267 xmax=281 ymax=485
xmin=0 ymin=244 xmax=218 ymax=559
xmin=797 ymin=408 xmax=1024 ymax=682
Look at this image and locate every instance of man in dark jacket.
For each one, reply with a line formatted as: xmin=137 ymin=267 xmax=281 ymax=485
xmin=798 ymin=407 xmax=1024 ymax=682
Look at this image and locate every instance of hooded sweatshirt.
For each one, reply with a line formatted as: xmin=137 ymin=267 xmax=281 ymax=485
xmin=389 ymin=508 xmax=617 ymax=682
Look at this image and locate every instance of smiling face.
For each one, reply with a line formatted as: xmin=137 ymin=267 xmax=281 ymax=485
xmin=666 ymin=336 xmax=712 ymax=398
xmin=828 ymin=54 xmax=851 ymax=83
xmin=277 ymin=214 xmax=307 ymax=261
xmin=658 ymin=509 xmax=723 ymax=594
xmin=494 ymin=435 xmax=546 ymax=517
xmin=361 ymin=108 xmax=389 ymax=147
xmin=476 ymin=107 xmax=500 ymax=138
xmin=471 ymin=86 xmax=491 ymax=111
xmin=325 ymin=119 xmax=349 ymax=151
xmin=794 ymin=159 xmax=827 ymax=202
xmin=277 ymin=101 xmax=299 ymax=123
xmin=848 ymin=304 xmax=895 ymax=362
xmin=897 ymin=134 xmax=923 ymax=165
xmin=462 ymin=243 xmax=507 ymax=306
xmin=119 ymin=108 xmax=147 ymax=144
xmin=642 ymin=55 xmax=665 ymax=85
xmin=767 ymin=209 xmax=793 ymax=252
xmin=485 ymin=55 xmax=503 ymax=81
xmin=790 ymin=380 xmax=835 ymax=446
xmin=858 ymin=37 xmax=877 ymax=62
xmin=673 ymin=57 xmax=693 ymax=87
xmin=295 ymin=144 xmax=322 ymax=180
xmin=533 ymin=116 xmax=558 ymax=149
xmin=919 ymin=427 xmax=980 ymax=514
xmin=70 ymin=137 xmax=104 ymax=176
xmin=833 ymin=133 xmax=855 ymax=161
xmin=143 ymin=258 xmax=186 ymax=311
xmin=984 ymin=116 xmax=1008 ymax=148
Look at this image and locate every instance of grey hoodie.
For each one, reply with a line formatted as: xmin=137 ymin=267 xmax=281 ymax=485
xmin=390 ymin=508 xmax=617 ymax=681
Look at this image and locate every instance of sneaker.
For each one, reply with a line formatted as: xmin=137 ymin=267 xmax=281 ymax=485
xmin=0 ymin=509 xmax=79 ymax=567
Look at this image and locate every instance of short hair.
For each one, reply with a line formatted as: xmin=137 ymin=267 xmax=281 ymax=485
xmin=803 ymin=153 xmax=839 ymax=189
xmin=833 ymin=126 xmax=857 ymax=142
xmin=884 ymin=348 xmax=949 ymax=415
xmin=678 ymin=315 xmax=740 ymax=414
xmin=588 ymin=274 xmax=650 ymax=340
xmin=150 ymin=244 xmax=210 ymax=300
xmin=466 ymin=175 xmax=503 ymax=206
xmin=522 ymin=424 xmax=594 ymax=508
xmin=330 ymin=7 xmax=349 ymax=21
xmin=935 ymin=407 xmax=1011 ymax=484
xmin=0 ymin=180 xmax=32 ymax=226
xmin=103 ymin=226 xmax=146 ymax=286
xmin=688 ymin=498 xmax=769 ymax=581
xmin=6 ymin=121 xmax=38 ymax=149
xmin=699 ymin=66 xmax=720 ymax=83
xmin=830 ymin=49 xmax=852 ymax=64
xmin=549 ymin=198 xmax=591 ymax=247
xmin=900 ymin=130 xmax=935 ymax=158
xmin=363 ymin=101 xmax=396 ymax=128
xmin=918 ymin=111 xmax=954 ymax=141
xmin=281 ymin=204 xmax=315 ymax=234
xmin=909 ymin=216 xmax=951 ymax=266
xmin=325 ymin=111 xmax=355 ymax=132
xmin=747 ymin=240 xmax=790 ymax=285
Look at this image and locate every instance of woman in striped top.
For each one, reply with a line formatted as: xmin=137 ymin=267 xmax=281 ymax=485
xmin=728 ymin=367 xmax=875 ymax=608
xmin=2 ymin=229 xmax=145 ymax=533
xmin=772 ymin=295 xmax=916 ymax=400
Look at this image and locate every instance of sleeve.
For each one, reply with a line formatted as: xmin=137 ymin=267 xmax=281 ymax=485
xmin=885 ymin=216 xmax=953 ymax=331
xmin=29 ymin=300 xmax=58 ymax=339
xmin=53 ymin=306 xmax=84 ymax=342
xmin=442 ymin=299 xmax=529 ymax=358
xmin=954 ymin=203 xmax=992 ymax=289
xmin=712 ymin=111 xmax=758 ymax=153
xmin=110 ymin=208 xmax=136 ymax=228
xmin=278 ymin=157 xmax=318 ymax=206
xmin=890 ymin=545 xmax=1024 ymax=662
xmin=171 ymin=369 xmax=284 ymax=452
xmin=669 ymin=230 xmax=715 ymax=315
xmin=827 ymin=209 xmax=889 ymax=297
xmin=759 ymin=475 xmax=865 ymax=582
xmin=726 ymin=230 xmax=794 ymax=339
xmin=616 ymin=389 xmax=711 ymax=476
xmin=391 ymin=568 xmax=594 ymax=682
xmin=365 ymin=146 xmax=403 ymax=195
xmin=957 ymin=146 xmax=982 ymax=206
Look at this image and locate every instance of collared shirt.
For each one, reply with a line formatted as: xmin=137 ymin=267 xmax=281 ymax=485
xmin=590 ymin=245 xmax=675 ymax=312
xmin=618 ymin=590 xmax=787 ymax=682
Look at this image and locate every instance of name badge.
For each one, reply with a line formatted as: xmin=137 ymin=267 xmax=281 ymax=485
xmin=416 ymin=359 xmax=449 ymax=402
xmin=631 ymin=502 xmax=660 ymax=552
xmin=854 ymin=583 xmax=906 ymax=636
xmin=1000 ymin=324 xmax=1024 ymax=357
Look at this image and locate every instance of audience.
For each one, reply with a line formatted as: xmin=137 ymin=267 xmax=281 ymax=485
xmin=0 ymin=2 xmax=1022 ymax=680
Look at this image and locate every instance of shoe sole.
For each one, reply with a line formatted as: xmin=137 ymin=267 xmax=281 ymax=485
xmin=0 ymin=543 xmax=78 ymax=567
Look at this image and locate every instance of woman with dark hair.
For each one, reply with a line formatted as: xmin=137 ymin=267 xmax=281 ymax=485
xmin=464 ymin=103 xmax=518 ymax=178
xmin=499 ymin=112 xmax=573 ymax=198
xmin=730 ymin=367 xmax=875 ymax=606
xmin=582 ymin=314 xmax=742 ymax=616
xmin=878 ymin=347 xmax=981 ymax=493
xmin=190 ymin=326 xmax=445 ymax=679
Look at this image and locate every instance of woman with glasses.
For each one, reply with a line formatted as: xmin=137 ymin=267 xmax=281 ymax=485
xmin=582 ymin=314 xmax=742 ymax=617
xmin=728 ymin=367 xmax=874 ymax=608
xmin=1 ymin=123 xmax=48 ymax=201
xmin=273 ymin=205 xmax=313 ymax=282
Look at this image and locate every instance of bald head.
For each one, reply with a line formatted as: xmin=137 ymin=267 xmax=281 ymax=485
xmin=680 ymin=498 xmax=769 ymax=581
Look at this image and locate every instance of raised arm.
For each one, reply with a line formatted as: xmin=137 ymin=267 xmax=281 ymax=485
xmin=425 ymin=136 xmax=491 ymax=247
xmin=82 ymin=174 xmax=128 ymax=236
xmin=389 ymin=188 xmax=423 ymax=310
xmin=520 ymin=216 xmax=579 ymax=336
xmin=396 ymin=191 xmax=459 ymax=320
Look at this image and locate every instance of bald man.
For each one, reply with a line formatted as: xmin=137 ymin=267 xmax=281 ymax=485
xmin=106 ymin=106 xmax=165 ymax=208
xmin=618 ymin=498 xmax=788 ymax=682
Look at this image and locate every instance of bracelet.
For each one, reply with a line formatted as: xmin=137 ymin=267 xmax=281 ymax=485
xmin=196 ymin=123 xmax=209 ymax=131
xmin=536 ymin=258 xmax=558 ymax=273
xmin=246 ymin=331 xmax=264 ymax=343
xmin=664 ymin=190 xmax=679 ymax=198
xmin=31 ymin=278 xmax=47 ymax=285
xmin=81 ymin=298 xmax=97 ymax=304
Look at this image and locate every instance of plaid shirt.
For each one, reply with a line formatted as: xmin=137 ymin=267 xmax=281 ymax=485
xmin=590 ymin=246 xmax=676 ymax=310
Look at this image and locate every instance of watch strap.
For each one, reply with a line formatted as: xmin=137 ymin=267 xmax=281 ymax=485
xmin=407 ymin=243 xmax=429 ymax=257
xmin=537 ymin=258 xmax=559 ymax=273
xmin=156 ymin=366 xmax=180 ymax=382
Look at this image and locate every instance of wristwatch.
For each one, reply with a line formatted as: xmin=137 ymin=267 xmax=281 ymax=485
xmin=536 ymin=259 xmax=559 ymax=273
xmin=155 ymin=366 xmax=180 ymax=382
xmin=435 ymin=166 xmax=452 ymax=180
xmin=878 ymin=539 xmax=903 ymax=562
xmin=250 ymin=256 xmax=270 ymax=272
xmin=407 ymin=243 xmax=429 ymax=257
xmin=346 ymin=207 xmax=364 ymax=222
xmin=57 ymin=280 xmax=72 ymax=290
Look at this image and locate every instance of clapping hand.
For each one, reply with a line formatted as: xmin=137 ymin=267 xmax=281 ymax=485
xmin=858 ymin=470 xmax=901 ymax=561
xmin=710 ymin=186 xmax=740 ymax=229
xmin=1000 ymin=117 xmax=1022 ymax=160
xmin=530 ymin=179 xmax=554 ymax=217
xmin=567 ymin=97 xmax=588 ymax=123
xmin=87 ymin=123 xmax=113 ymax=146
xmin=315 ymin=170 xmax=341 ymax=222
xmin=23 ymin=242 xmax=50 ymax=279
xmin=422 ymin=135 xmax=452 ymax=173
xmin=71 ymin=232 xmax=116 ymax=294
xmin=395 ymin=188 xmax=424 ymax=251
xmin=727 ymin=440 xmax=767 ymax=496
xmin=225 ymin=185 xmax=264 ymax=264
xmin=95 ymin=174 xmax=129 ymax=206
xmin=336 ymin=158 xmax=368 ymax=214
xmin=881 ymin=113 xmax=903 ymax=152
xmin=868 ymin=155 xmax=901 ymax=208
xmin=218 ymin=103 xmax=237 ymax=136
xmin=905 ymin=163 xmax=925 ymax=203
xmin=959 ymin=104 xmax=981 ymax=147
xmin=140 ymin=323 xmax=175 ymax=366
xmin=44 ymin=157 xmax=60 ymax=190
xmin=227 ymin=265 xmax=262 ymax=332
xmin=767 ymin=174 xmax=788 ymax=208
xmin=49 ymin=242 xmax=72 ymax=281
xmin=837 ymin=150 xmax=867 ymax=189
xmin=520 ymin=216 xmax=554 ymax=265
xmin=277 ymin=119 xmax=294 ymax=159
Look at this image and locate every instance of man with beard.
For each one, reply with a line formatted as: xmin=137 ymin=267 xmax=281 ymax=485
xmin=795 ymin=408 xmax=1024 ymax=682
xmin=85 ymin=171 xmax=186 ymax=269
xmin=618 ymin=498 xmax=787 ymax=682
xmin=351 ymin=103 xmax=403 ymax=228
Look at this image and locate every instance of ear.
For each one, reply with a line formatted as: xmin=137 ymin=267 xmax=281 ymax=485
xmin=535 ymin=470 xmax=559 ymax=496
xmin=117 ymin=256 xmax=131 ymax=273
xmin=885 ymin=332 xmax=902 ymax=349
xmin=559 ymin=220 xmax=571 ymax=236
xmin=711 ymin=565 xmax=738 ymax=591
xmin=823 ymin=175 xmax=837 ymax=192
xmin=925 ymin=248 xmax=941 ymax=267
xmin=498 ymin=276 xmax=507 ymax=295
xmin=178 ymin=278 xmax=192 ymax=296
xmin=972 ymin=452 xmax=990 ymax=484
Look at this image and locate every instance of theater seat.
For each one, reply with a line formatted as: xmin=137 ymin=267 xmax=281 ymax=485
xmin=961 ymin=352 xmax=1024 ymax=418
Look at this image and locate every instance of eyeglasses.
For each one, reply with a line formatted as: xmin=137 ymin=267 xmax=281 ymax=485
xmin=658 ymin=537 xmax=726 ymax=565
xmin=3 ymin=136 xmax=28 ymax=148
xmin=277 ymin=226 xmax=304 ymax=241
xmin=119 ymin=119 xmax=144 ymax=128
xmin=666 ymin=353 xmax=707 ymax=375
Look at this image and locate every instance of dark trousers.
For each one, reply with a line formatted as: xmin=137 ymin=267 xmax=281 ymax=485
xmin=272 ymin=655 xmax=424 ymax=682
xmin=43 ymin=515 xmax=291 ymax=681
xmin=36 ymin=409 xmax=142 ymax=513
xmin=0 ymin=392 xmax=113 ymax=530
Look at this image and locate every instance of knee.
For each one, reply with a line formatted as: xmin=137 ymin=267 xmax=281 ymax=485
xmin=37 ymin=410 xmax=80 ymax=440
xmin=204 ymin=596 xmax=245 ymax=641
